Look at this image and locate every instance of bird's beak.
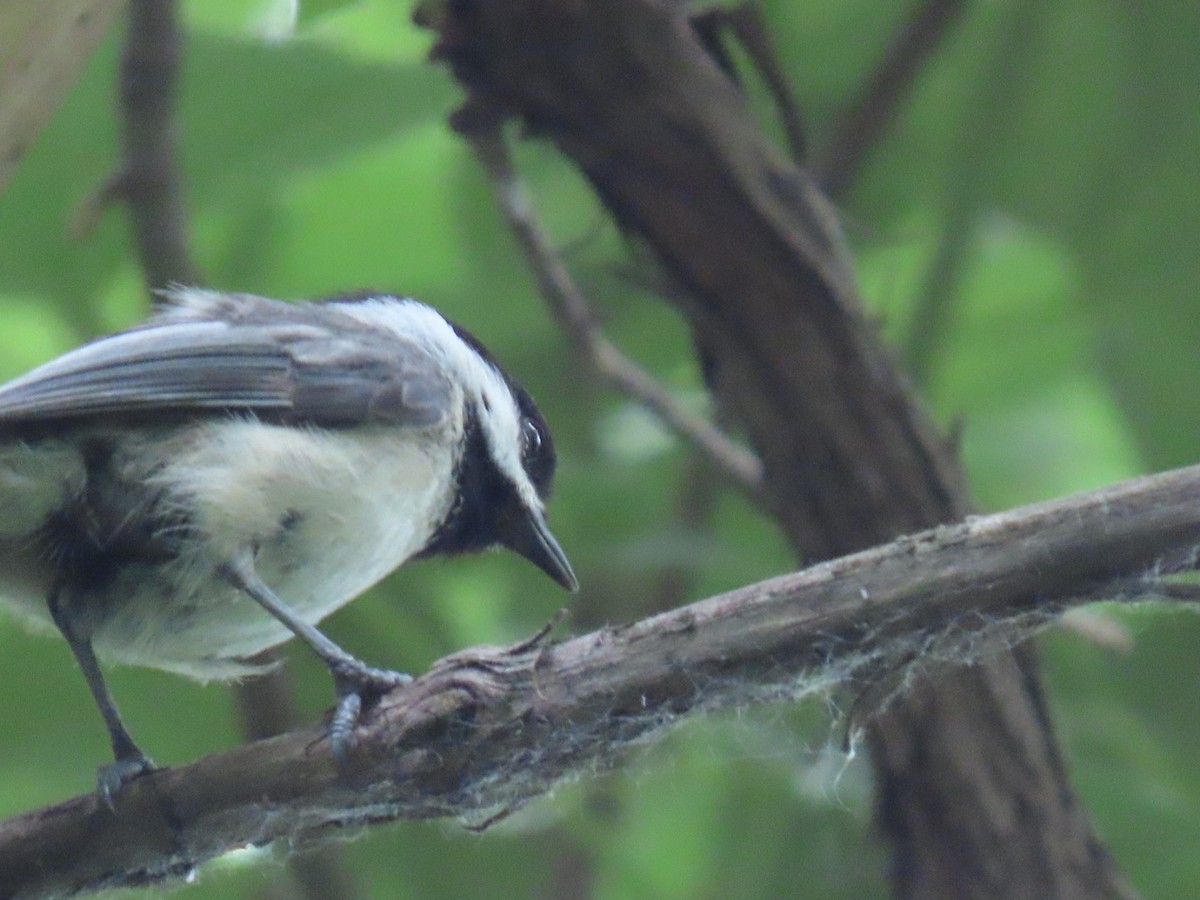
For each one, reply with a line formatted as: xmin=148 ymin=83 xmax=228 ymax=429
xmin=500 ymin=504 xmax=579 ymax=592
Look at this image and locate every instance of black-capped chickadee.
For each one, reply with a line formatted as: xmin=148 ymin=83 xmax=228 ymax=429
xmin=0 ymin=288 xmax=576 ymax=801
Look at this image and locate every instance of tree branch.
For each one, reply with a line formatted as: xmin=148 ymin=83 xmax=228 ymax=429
xmin=114 ymin=0 xmax=199 ymax=292
xmin=3 ymin=462 xmax=1199 ymax=897
xmin=690 ymin=3 xmax=807 ymax=163
xmin=814 ymin=0 xmax=968 ymax=198
xmin=415 ymin=4 xmax=1128 ymax=895
xmin=460 ymin=119 xmax=765 ymax=495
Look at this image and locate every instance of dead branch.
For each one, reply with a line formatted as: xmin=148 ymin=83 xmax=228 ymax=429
xmin=461 ymin=120 xmax=764 ymax=494
xmin=814 ymin=0 xmax=968 ymax=197
xmin=2 ymin=462 xmax=1199 ymax=898
xmin=415 ymin=4 xmax=1132 ymax=896
xmin=691 ymin=3 xmax=807 ymax=163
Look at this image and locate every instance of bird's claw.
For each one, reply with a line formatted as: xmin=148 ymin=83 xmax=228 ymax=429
xmin=96 ymin=753 xmax=156 ymax=809
xmin=328 ymin=660 xmax=412 ymax=761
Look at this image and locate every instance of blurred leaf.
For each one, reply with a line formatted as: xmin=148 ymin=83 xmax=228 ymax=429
xmin=0 ymin=25 xmax=451 ymax=308
xmin=298 ymin=0 xmax=360 ymax=26
xmin=0 ymin=0 xmax=121 ymax=195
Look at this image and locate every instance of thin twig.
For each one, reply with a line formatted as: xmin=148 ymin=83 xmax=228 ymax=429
xmin=815 ymin=0 xmax=968 ymax=198
xmin=461 ymin=120 xmax=765 ymax=496
xmin=692 ymin=2 xmax=807 ymax=163
xmin=902 ymin=204 xmax=973 ymax=387
xmin=1143 ymin=582 xmax=1200 ymax=602
xmin=0 ymin=1 xmax=125 ymax=195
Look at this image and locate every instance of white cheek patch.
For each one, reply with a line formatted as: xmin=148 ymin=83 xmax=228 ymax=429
xmin=475 ymin=375 xmax=531 ymax=493
xmin=336 ymin=297 xmax=543 ymax=508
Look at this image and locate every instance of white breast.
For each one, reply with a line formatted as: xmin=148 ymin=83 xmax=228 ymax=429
xmin=93 ymin=419 xmax=459 ymax=677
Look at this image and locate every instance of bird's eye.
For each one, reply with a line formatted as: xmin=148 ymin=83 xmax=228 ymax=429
xmin=521 ymin=419 xmax=543 ymax=458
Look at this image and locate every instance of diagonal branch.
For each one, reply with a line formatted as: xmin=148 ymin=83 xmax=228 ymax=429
xmin=3 ymin=461 xmax=1200 ymax=898
xmin=690 ymin=2 xmax=807 ymax=163
xmin=814 ymin=0 xmax=969 ymax=198
xmin=461 ymin=118 xmax=764 ymax=494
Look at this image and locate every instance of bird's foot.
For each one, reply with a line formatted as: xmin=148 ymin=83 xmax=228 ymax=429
xmin=96 ymin=752 xmax=156 ymax=809
xmin=329 ymin=660 xmax=412 ymax=762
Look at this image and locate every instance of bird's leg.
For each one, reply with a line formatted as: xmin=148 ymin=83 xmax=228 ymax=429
xmin=47 ymin=588 xmax=156 ymax=807
xmin=221 ymin=554 xmax=411 ymax=760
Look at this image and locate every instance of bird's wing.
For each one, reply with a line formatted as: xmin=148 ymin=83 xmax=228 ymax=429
xmin=0 ymin=316 xmax=452 ymax=429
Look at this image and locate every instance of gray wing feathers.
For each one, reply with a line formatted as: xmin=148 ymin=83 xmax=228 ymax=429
xmin=287 ymin=334 xmax=450 ymax=426
xmin=0 ymin=316 xmax=452 ymax=429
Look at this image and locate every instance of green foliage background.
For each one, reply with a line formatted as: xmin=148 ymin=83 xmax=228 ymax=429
xmin=1 ymin=1 xmax=1197 ymax=896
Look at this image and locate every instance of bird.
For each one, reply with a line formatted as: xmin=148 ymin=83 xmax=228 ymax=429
xmin=0 ymin=287 xmax=577 ymax=803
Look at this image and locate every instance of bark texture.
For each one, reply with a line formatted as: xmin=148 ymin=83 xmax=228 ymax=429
xmin=422 ymin=1 xmax=1136 ymax=896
